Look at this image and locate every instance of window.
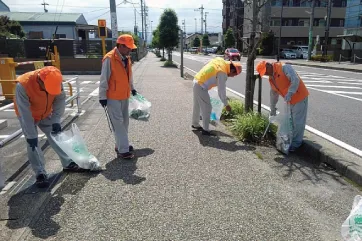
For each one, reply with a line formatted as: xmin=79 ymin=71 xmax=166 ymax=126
xmin=270 ymin=19 xmax=281 ymax=26
xmin=55 ymin=34 xmax=66 ymax=39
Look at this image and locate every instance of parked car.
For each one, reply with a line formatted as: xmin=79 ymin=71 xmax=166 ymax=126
xmin=291 ymin=45 xmax=308 ymax=59
xmin=280 ymin=49 xmax=297 ymax=59
xmin=190 ymin=47 xmax=199 ymax=53
xmin=224 ymin=48 xmax=241 ymax=61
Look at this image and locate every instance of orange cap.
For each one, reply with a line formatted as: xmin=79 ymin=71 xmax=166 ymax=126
xmin=38 ymin=66 xmax=63 ymax=95
xmin=117 ymin=34 xmax=137 ymax=49
xmin=231 ymin=61 xmax=242 ymax=75
xmin=256 ymin=61 xmax=267 ymax=77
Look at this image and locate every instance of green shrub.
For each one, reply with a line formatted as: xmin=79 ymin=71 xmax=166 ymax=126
xmin=230 ymin=112 xmax=269 ymax=142
xmin=311 ymin=54 xmax=333 ymax=62
xmin=160 ymin=57 xmax=166 ymax=61
xmin=222 ymin=99 xmax=244 ymax=120
xmin=163 ymin=60 xmax=178 ymax=68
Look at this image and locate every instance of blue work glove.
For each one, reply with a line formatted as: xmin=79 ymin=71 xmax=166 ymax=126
xmin=131 ymin=89 xmax=137 ymax=96
xmin=99 ymin=99 xmax=107 ymax=107
xmin=284 ymin=92 xmax=293 ymax=103
xmin=52 ymin=123 xmax=62 ymax=134
xmin=26 ymin=138 xmax=38 ymax=151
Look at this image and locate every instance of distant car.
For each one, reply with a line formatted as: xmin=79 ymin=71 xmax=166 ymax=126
xmin=291 ymin=45 xmax=308 ymax=59
xmin=224 ymin=48 xmax=241 ymax=61
xmin=280 ymin=49 xmax=297 ymax=59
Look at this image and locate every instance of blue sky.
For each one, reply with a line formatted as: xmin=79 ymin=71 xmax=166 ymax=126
xmin=4 ymin=0 xmax=223 ymax=37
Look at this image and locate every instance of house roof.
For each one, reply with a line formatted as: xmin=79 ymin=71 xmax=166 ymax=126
xmin=0 ymin=0 xmax=10 ymax=12
xmin=0 ymin=11 xmax=87 ymax=24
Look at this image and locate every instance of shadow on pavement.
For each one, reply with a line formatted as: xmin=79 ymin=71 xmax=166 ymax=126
xmin=5 ymin=171 xmax=100 ymax=239
xmin=102 ymin=148 xmax=154 ymax=185
xmin=192 ymin=130 xmax=256 ymax=152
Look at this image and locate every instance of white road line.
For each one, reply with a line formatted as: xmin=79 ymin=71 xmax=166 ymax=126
xmin=95 ymin=81 xmax=100 ymax=84
xmin=89 ymin=87 xmax=99 ymax=96
xmin=303 ymin=80 xmax=332 ymax=83
xmin=81 ymin=81 xmax=92 ymax=85
xmin=306 ymin=85 xmax=362 ymax=89
xmin=174 ymin=60 xmax=362 ymax=158
xmin=0 ymin=134 xmax=45 ymax=139
xmin=337 ymin=82 xmax=362 ymax=86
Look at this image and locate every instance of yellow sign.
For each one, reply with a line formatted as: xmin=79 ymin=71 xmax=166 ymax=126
xmin=98 ymin=19 xmax=106 ymax=27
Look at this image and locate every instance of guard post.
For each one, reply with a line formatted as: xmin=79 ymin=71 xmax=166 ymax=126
xmin=98 ymin=19 xmax=107 ymax=56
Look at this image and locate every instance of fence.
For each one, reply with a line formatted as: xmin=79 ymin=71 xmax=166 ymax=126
xmin=0 ymin=39 xmax=148 ymax=62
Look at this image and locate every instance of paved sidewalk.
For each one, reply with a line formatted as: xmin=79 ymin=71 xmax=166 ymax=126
xmin=1 ymin=55 xmax=361 ymax=240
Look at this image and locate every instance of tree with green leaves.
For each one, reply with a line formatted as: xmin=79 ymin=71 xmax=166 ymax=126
xmin=202 ymin=34 xmax=210 ymax=48
xmin=158 ymin=8 xmax=179 ymax=61
xmin=224 ymin=27 xmax=235 ymax=48
xmin=0 ymin=16 xmax=25 ymax=38
xmin=193 ymin=36 xmax=200 ymax=47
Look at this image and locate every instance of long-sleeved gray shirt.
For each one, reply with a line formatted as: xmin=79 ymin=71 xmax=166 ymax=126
xmin=16 ymin=83 xmax=66 ymax=139
xmin=270 ymin=64 xmax=301 ymax=110
xmin=193 ymin=71 xmax=229 ymax=106
xmin=99 ymin=49 xmax=135 ymax=100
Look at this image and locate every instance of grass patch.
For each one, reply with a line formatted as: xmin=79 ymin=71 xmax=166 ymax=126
xmin=160 ymin=57 xmax=166 ymax=61
xmin=163 ymin=60 xmax=178 ymax=68
xmin=221 ymin=99 xmax=277 ymax=144
xmin=254 ymin=151 xmax=264 ymax=160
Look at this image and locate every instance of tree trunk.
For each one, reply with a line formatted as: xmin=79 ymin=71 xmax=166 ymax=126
xmin=162 ymin=48 xmax=165 ymax=58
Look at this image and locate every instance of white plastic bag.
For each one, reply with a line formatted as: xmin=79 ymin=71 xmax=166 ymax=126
xmin=341 ymin=195 xmax=362 ymax=241
xmin=129 ymin=93 xmax=152 ymax=120
xmin=209 ymin=89 xmax=224 ymax=121
xmin=51 ymin=123 xmax=101 ymax=171
xmin=276 ymin=101 xmax=293 ymax=155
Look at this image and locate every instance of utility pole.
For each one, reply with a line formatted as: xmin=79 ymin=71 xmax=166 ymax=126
xmin=109 ymin=0 xmax=119 ymax=46
xmin=307 ymin=0 xmax=315 ymax=61
xmin=180 ymin=29 xmax=184 ymax=78
xmin=323 ymin=0 xmax=333 ymax=60
xmin=41 ymin=0 xmax=49 ymax=13
xmin=204 ymin=12 xmax=209 ymax=34
xmin=277 ymin=0 xmax=284 ymax=62
xmin=140 ymin=0 xmax=144 ymax=39
xmin=195 ymin=5 xmax=204 ymax=34
xmin=182 ymin=19 xmax=186 ymax=49
xmin=134 ymin=8 xmax=138 ymax=35
xmin=144 ymin=4 xmax=148 ymax=43
xmin=194 ymin=18 xmax=197 ymax=33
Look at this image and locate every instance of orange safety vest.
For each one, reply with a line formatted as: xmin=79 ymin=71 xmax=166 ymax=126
xmin=103 ymin=47 xmax=132 ymax=100
xmin=269 ymin=62 xmax=309 ymax=105
xmin=14 ymin=70 xmax=56 ymax=122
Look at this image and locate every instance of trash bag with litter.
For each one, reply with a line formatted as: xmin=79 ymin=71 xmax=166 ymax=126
xmin=208 ymin=89 xmax=224 ymax=122
xmin=129 ymin=93 xmax=152 ymax=120
xmin=341 ymin=195 xmax=362 ymax=241
xmin=51 ymin=123 xmax=101 ymax=171
xmin=275 ymin=101 xmax=293 ymax=155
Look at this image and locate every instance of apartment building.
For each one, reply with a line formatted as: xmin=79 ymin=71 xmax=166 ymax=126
xmin=342 ymin=0 xmax=362 ymax=50
xmin=243 ymin=0 xmax=346 ymax=51
xmin=222 ymin=0 xmax=244 ymax=50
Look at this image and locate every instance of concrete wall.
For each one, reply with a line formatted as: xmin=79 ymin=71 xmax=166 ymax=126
xmin=22 ymin=25 xmax=76 ymax=39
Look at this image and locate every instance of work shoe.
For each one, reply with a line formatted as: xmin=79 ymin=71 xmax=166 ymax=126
xmin=63 ymin=162 xmax=90 ymax=172
xmin=35 ymin=174 xmax=50 ymax=188
xmin=192 ymin=125 xmax=203 ymax=131
xmin=202 ymin=130 xmax=215 ymax=136
xmin=115 ymin=145 xmax=134 ymax=153
xmin=117 ymin=152 xmax=135 ymax=160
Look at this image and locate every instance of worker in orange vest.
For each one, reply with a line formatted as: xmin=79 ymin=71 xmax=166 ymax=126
xmin=13 ymin=66 xmax=91 ymax=188
xmin=99 ymin=34 xmax=137 ymax=160
xmin=256 ymin=61 xmax=309 ymax=152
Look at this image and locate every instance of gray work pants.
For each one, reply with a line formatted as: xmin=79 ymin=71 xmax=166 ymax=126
xmin=192 ymin=82 xmax=212 ymax=131
xmin=291 ymin=97 xmax=308 ymax=149
xmin=18 ymin=117 xmax=72 ymax=177
xmin=107 ymin=99 xmax=130 ymax=153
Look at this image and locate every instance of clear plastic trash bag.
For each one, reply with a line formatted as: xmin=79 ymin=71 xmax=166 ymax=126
xmin=208 ymin=89 xmax=224 ymax=122
xmin=275 ymin=101 xmax=293 ymax=155
xmin=129 ymin=93 xmax=152 ymax=120
xmin=51 ymin=123 xmax=101 ymax=171
xmin=341 ymin=195 xmax=362 ymax=241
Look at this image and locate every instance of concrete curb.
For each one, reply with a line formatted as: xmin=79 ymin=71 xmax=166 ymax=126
xmin=181 ymin=67 xmax=362 ymax=187
xmin=284 ymin=62 xmax=362 ymax=73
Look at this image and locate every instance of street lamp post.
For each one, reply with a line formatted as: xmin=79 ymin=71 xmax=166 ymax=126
xmin=307 ymin=0 xmax=315 ymax=61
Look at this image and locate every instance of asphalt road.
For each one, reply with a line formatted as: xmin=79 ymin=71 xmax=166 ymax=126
xmin=173 ymin=52 xmax=362 ymax=152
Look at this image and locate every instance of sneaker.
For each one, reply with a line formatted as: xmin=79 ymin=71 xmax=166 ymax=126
xmin=115 ymin=145 xmax=134 ymax=153
xmin=202 ymin=130 xmax=214 ymax=136
xmin=63 ymin=162 xmax=90 ymax=172
xmin=192 ymin=125 xmax=203 ymax=131
xmin=35 ymin=174 xmax=50 ymax=188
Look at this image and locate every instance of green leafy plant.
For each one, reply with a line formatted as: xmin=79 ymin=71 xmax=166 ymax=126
xmin=163 ymin=60 xmax=177 ymax=68
xmin=230 ymin=112 xmax=269 ymax=142
xmin=224 ymin=27 xmax=235 ymax=48
xmin=222 ymin=99 xmax=244 ymax=120
xmin=160 ymin=57 xmax=166 ymax=61
xmin=311 ymin=54 xmax=333 ymax=62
